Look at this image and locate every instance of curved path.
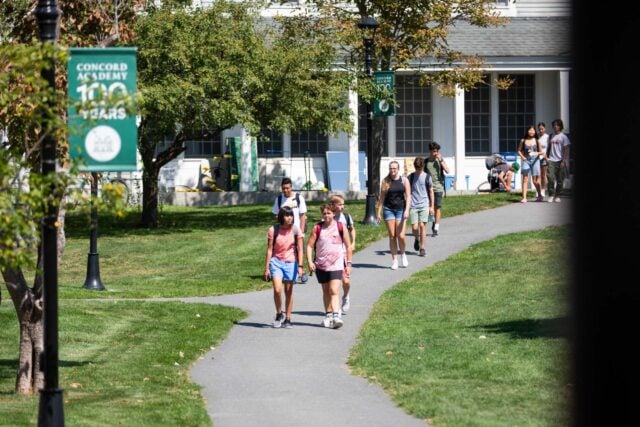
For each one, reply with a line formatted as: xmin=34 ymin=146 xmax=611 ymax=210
xmin=183 ymin=202 xmax=571 ymax=427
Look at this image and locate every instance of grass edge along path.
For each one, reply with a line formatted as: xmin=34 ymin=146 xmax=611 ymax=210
xmin=348 ymin=226 xmax=571 ymax=427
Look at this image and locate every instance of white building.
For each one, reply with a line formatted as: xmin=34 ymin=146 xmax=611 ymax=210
xmin=164 ymin=0 xmax=572 ymax=194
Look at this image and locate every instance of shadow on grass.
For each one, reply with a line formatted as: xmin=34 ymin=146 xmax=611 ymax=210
xmin=64 ymin=204 xmax=276 ymax=239
xmin=480 ymin=316 xmax=570 ymax=339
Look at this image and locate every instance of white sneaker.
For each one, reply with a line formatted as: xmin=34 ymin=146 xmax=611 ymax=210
xmin=332 ymin=314 xmax=344 ymax=329
xmin=342 ymin=296 xmax=350 ymax=313
xmin=391 ymin=259 xmax=398 ymax=270
xmin=401 ymin=253 xmax=409 ymax=268
xmin=273 ymin=312 xmax=284 ymax=328
xmin=547 ymin=197 xmax=555 ymax=203
xmin=553 ymin=196 xmax=561 ymax=203
xmin=321 ymin=315 xmax=332 ymax=328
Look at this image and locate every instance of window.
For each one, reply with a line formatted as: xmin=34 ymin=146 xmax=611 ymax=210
xmin=290 ymin=129 xmax=328 ymax=156
xmin=256 ymin=128 xmax=283 ymax=157
xmin=465 ymin=76 xmax=491 ymax=155
xmin=498 ymin=74 xmax=535 ymax=152
xmin=183 ymin=129 xmax=222 ymax=158
xmin=394 ymin=75 xmax=432 ymax=155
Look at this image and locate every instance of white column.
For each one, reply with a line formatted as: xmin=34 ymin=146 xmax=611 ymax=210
xmin=559 ymin=70 xmax=571 ymax=132
xmin=453 ymin=85 xmax=466 ymax=190
xmin=348 ymin=89 xmax=361 ymax=191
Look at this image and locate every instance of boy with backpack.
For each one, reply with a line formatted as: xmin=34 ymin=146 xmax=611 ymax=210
xmin=329 ymin=194 xmax=356 ymax=313
xmin=425 ymin=142 xmax=449 ymax=236
xmin=272 ymin=177 xmax=307 ymax=281
xmin=407 ymin=157 xmax=434 ymax=257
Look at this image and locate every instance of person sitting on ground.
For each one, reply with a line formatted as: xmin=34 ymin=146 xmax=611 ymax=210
xmin=494 ymin=161 xmax=519 ymax=192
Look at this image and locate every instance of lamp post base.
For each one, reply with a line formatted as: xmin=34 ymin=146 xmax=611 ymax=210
xmin=83 ymin=253 xmax=105 ymax=290
xmin=362 ymin=194 xmax=378 ymax=225
xmin=38 ymin=387 xmax=64 ymax=427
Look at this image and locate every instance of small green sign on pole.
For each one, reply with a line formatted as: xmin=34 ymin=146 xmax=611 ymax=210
xmin=67 ymin=47 xmax=138 ymax=171
xmin=373 ymin=71 xmax=395 ymax=117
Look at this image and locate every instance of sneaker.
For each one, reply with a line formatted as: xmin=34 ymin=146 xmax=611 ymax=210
xmin=413 ymin=238 xmax=419 ymax=251
xmin=273 ymin=312 xmax=284 ymax=328
xmin=282 ymin=319 xmax=293 ymax=329
xmin=520 ymin=199 xmax=527 ymax=203
xmin=401 ymin=253 xmax=409 ymax=268
xmin=535 ymin=195 xmax=544 ymax=202
xmin=547 ymin=196 xmax=555 ymax=203
xmin=553 ymin=197 xmax=561 ymax=203
xmin=342 ymin=296 xmax=350 ymax=313
xmin=322 ymin=315 xmax=332 ymax=328
xmin=419 ymin=249 xmax=426 ymax=257
xmin=332 ymin=315 xmax=344 ymax=329
xmin=391 ymin=259 xmax=398 ymax=270
xmin=432 ymin=228 xmax=438 ymax=237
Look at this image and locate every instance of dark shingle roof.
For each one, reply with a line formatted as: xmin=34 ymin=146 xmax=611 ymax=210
xmin=443 ymin=16 xmax=571 ymax=67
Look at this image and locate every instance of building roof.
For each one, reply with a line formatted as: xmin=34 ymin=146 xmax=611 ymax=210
xmin=442 ymin=16 xmax=572 ymax=70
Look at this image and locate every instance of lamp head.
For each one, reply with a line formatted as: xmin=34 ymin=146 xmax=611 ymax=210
xmin=357 ymin=16 xmax=379 ymax=32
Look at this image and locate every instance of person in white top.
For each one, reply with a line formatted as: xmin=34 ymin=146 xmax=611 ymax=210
xmin=537 ymin=122 xmax=550 ymax=200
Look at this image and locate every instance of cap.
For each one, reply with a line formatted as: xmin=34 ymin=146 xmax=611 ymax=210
xmin=512 ymin=162 xmax=520 ymax=173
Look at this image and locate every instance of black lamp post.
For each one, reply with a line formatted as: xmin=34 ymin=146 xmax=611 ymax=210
xmin=357 ymin=16 xmax=379 ymax=225
xmin=83 ymin=172 xmax=105 ymax=290
xmin=35 ymin=0 xmax=65 ymax=426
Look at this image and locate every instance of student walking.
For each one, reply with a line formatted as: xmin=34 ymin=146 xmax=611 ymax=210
xmin=407 ymin=157 xmax=434 ymax=257
xmin=329 ymin=194 xmax=356 ymax=313
xmin=537 ymin=122 xmax=550 ymax=200
xmin=306 ymin=203 xmax=352 ymax=329
xmin=425 ymin=142 xmax=449 ymax=236
xmin=377 ymin=160 xmax=411 ymax=270
xmin=517 ymin=125 xmax=543 ymax=203
xmin=264 ymin=206 xmax=305 ymax=329
xmin=271 ymin=177 xmax=307 ymax=282
xmin=546 ymin=118 xmax=571 ymax=203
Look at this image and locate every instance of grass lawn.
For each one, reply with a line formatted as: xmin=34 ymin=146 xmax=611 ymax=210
xmin=0 ymin=191 xmax=569 ymax=426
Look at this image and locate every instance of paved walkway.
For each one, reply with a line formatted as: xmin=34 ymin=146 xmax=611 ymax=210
xmin=183 ymin=201 xmax=571 ymax=427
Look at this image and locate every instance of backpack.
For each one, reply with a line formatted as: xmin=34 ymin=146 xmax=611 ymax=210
xmin=337 ymin=212 xmax=353 ymax=230
xmin=425 ymin=157 xmax=446 ymax=197
xmin=277 ymin=192 xmax=306 ymax=232
xmin=277 ymin=192 xmax=300 ymax=209
xmin=312 ymin=220 xmax=344 ymax=251
xmin=485 ymin=153 xmax=506 ymax=170
xmin=272 ymin=224 xmax=301 ymax=253
xmin=408 ymin=172 xmax=432 ymax=191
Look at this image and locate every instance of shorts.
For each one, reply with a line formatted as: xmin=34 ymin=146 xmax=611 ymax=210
xmin=383 ymin=206 xmax=404 ymax=221
xmin=433 ymin=192 xmax=443 ymax=209
xmin=521 ymin=158 xmax=541 ymax=176
xmin=269 ymin=257 xmax=298 ymax=282
xmin=410 ymin=207 xmax=429 ymax=225
xmin=315 ymin=269 xmax=343 ymax=284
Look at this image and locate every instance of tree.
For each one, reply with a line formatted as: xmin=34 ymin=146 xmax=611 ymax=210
xmin=135 ymin=1 xmax=355 ymax=227
xmin=301 ymin=0 xmax=507 ymax=195
xmin=1 ymin=0 xmax=140 ymax=395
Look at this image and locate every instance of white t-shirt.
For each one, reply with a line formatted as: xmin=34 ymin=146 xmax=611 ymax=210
xmin=271 ymin=193 xmax=307 ymax=230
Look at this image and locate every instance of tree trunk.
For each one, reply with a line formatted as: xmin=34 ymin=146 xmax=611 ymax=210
xmin=2 ymin=268 xmax=44 ymax=395
xmin=1 ymin=207 xmax=65 ymax=395
xmin=141 ymin=165 xmax=160 ymax=228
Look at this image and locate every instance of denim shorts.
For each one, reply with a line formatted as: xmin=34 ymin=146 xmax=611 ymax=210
xmin=383 ymin=206 xmax=404 ymax=221
xmin=269 ymin=257 xmax=298 ymax=282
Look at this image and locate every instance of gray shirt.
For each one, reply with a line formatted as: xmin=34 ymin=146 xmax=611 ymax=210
xmin=408 ymin=171 xmax=432 ymax=210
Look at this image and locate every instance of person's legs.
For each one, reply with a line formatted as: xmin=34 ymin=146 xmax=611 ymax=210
xmin=433 ymin=192 xmax=443 ymax=235
xmin=283 ymin=281 xmax=294 ymax=320
xmin=419 ymin=219 xmax=427 ymax=256
xmin=385 ymin=218 xmax=399 ymax=268
xmin=521 ymin=174 xmax=529 ymax=202
xmin=329 ymin=279 xmax=344 ymax=329
xmin=547 ymin=161 xmax=558 ymax=199
xmin=540 ymin=163 xmax=548 ymax=198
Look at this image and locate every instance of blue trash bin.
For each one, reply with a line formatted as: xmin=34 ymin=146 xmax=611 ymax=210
xmin=444 ymin=175 xmax=455 ymax=190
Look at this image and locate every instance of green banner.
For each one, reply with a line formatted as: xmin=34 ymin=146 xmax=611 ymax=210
xmin=67 ymin=47 xmax=138 ymax=171
xmin=373 ymin=71 xmax=395 ymax=117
